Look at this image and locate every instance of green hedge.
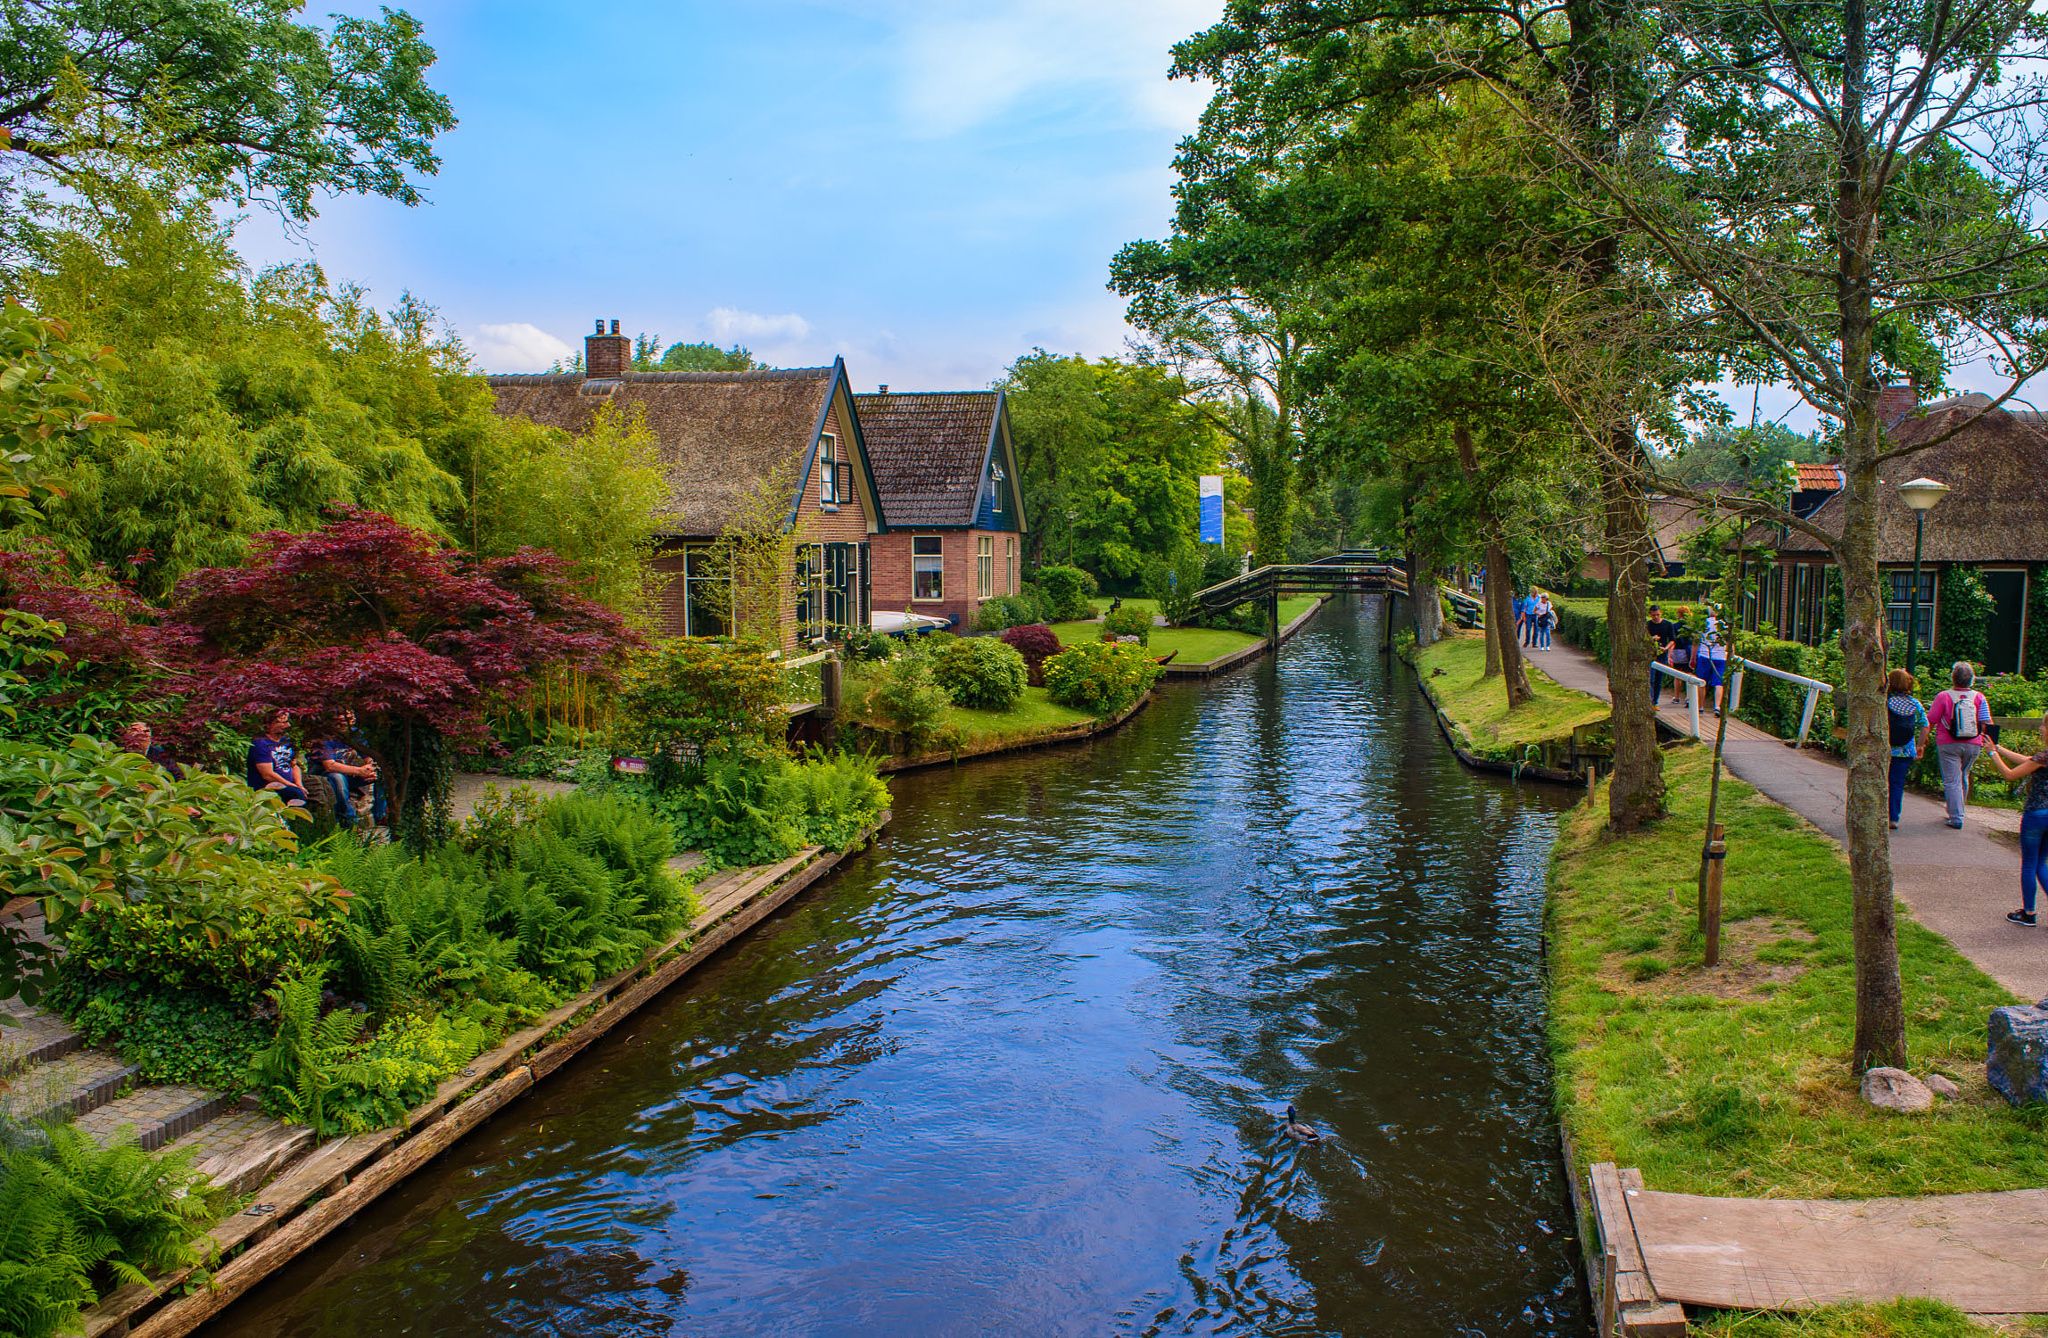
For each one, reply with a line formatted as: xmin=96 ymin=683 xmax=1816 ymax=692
xmin=1552 ymin=599 xmax=1612 ymax=662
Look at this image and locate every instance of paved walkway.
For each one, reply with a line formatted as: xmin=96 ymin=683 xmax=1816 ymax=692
xmin=1529 ymin=641 xmax=2044 ymax=1001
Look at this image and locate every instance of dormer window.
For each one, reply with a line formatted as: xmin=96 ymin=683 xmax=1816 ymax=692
xmin=819 ymin=433 xmax=844 ymax=507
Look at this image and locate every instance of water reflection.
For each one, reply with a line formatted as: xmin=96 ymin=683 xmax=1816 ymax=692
xmin=210 ymin=598 xmax=1588 ymax=1337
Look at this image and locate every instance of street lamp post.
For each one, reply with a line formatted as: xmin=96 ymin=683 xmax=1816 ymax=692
xmin=1897 ymin=477 xmax=1951 ymax=676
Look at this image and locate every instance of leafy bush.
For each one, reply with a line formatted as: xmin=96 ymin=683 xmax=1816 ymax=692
xmin=851 ymin=654 xmax=953 ymax=751
xmin=1044 ymin=641 xmax=1162 ymax=716
xmin=1981 ymin=675 xmax=2047 ymax=721
xmin=1034 ymin=564 xmax=1098 ymax=621
xmin=787 ymin=754 xmax=891 ymax=850
xmin=60 ymin=895 xmax=336 ymax=1007
xmin=973 ymin=592 xmax=1041 ymax=632
xmin=645 ymin=753 xmax=889 ymax=868
xmin=252 ymin=966 xmax=484 ymax=1137
xmin=615 ymin=637 xmax=789 ymax=782
xmin=1099 ymin=606 xmax=1152 ymax=645
xmin=0 ymin=736 xmax=349 ymax=1004
xmin=0 ymin=1122 xmax=221 ymax=1338
xmin=1935 ymin=566 xmax=1994 ymax=668
xmin=1143 ymin=549 xmax=1205 ymax=625
xmin=837 ymin=626 xmax=896 ymax=662
xmin=999 ymin=623 xmax=1062 ymax=676
xmin=55 ymin=980 xmax=269 ymax=1094
xmin=930 ymin=636 xmax=1027 ymax=709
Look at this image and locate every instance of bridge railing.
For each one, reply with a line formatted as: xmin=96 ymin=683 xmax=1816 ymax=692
xmin=1190 ymin=560 xmax=1409 ymax=611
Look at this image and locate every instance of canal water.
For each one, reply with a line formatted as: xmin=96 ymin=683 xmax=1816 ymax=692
xmin=211 ymin=598 xmax=1588 ymax=1336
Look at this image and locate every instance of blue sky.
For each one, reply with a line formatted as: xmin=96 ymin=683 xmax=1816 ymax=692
xmin=235 ymin=1 xmax=1221 ymax=389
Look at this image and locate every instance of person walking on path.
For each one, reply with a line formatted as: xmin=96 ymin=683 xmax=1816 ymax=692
xmin=1647 ymin=604 xmax=1676 ymax=706
xmin=1928 ymin=662 xmax=1993 ymax=830
xmin=1885 ymin=669 xmax=1930 ymax=832
xmin=1534 ymin=593 xmax=1555 ymax=650
xmin=1982 ymin=717 xmax=2048 ymax=927
xmin=1514 ymin=592 xmax=1532 ymax=646
xmin=1698 ymin=605 xmax=1731 ymax=715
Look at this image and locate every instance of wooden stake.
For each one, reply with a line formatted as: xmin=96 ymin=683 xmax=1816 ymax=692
xmin=1703 ymin=823 xmax=1726 ymax=967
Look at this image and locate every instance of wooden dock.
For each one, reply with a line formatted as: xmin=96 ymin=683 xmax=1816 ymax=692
xmin=1585 ymin=1160 xmax=2048 ymax=1330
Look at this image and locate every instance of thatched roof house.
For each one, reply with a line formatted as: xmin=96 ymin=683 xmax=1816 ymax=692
xmin=488 ymin=322 xmax=885 ymax=644
xmin=853 ymin=389 xmax=1026 ymax=627
xmin=1762 ymin=392 xmax=2048 ymax=672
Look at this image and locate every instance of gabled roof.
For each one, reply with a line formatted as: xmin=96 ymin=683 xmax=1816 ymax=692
xmin=853 ymin=390 xmax=1004 ymax=528
xmin=1776 ymin=396 xmax=2048 ymax=562
xmin=488 ymin=363 xmax=844 ymax=537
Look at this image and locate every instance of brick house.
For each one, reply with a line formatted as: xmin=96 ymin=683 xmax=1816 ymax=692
xmin=488 ymin=321 xmax=885 ymax=650
xmin=1758 ymin=388 xmax=2048 ymax=674
xmin=853 ymin=389 xmax=1027 ymax=629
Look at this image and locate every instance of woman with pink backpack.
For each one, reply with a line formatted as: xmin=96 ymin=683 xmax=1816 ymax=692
xmin=1928 ymin=661 xmax=1993 ymax=830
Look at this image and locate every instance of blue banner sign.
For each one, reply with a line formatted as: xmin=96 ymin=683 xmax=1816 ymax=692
xmin=1199 ymin=475 xmax=1224 ymax=544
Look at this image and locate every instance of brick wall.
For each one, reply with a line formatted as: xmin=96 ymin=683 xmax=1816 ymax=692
xmin=869 ymin=527 xmax=1017 ymax=629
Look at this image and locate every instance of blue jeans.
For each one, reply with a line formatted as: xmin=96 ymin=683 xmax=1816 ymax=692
xmin=2022 ymin=810 xmax=2048 ymax=914
xmin=1888 ymin=756 xmax=1912 ymax=824
xmin=327 ymin=774 xmax=388 ymax=826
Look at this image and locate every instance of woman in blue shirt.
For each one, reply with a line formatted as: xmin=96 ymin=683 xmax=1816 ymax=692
xmin=1884 ymin=668 xmax=1929 ymax=831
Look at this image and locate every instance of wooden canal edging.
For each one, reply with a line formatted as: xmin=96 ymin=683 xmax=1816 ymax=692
xmin=77 ymin=816 xmax=889 ymax=1338
xmin=1408 ymin=657 xmax=1606 ymax=786
xmin=1584 ymin=1163 xmax=1689 ymax=1336
xmin=1158 ymin=594 xmax=1331 ymax=679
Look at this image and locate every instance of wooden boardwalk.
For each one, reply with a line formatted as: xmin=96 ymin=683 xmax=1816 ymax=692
xmin=1589 ymin=1162 xmax=2048 ymax=1329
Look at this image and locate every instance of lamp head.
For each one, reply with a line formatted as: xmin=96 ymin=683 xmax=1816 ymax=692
xmin=1898 ymin=477 xmax=1951 ymax=512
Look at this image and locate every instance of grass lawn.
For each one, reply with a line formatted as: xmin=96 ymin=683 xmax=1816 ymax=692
xmin=1688 ymin=1299 xmax=2037 ymax=1336
xmin=1050 ymin=595 xmax=1321 ymax=668
xmin=940 ymin=686 xmax=1095 ymax=746
xmin=1410 ymin=630 xmax=1609 ymax=757
xmin=1553 ymin=745 xmax=2040 ymax=1202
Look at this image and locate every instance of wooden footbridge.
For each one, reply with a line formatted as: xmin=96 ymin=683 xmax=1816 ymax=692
xmin=1191 ymin=550 xmax=1409 ymax=641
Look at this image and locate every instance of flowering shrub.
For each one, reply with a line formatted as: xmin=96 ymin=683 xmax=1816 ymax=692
xmin=930 ymin=636 xmax=1027 ymax=709
xmin=1043 ymin=641 xmax=1161 ymax=716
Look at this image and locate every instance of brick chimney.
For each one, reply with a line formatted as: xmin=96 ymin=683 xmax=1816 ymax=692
xmin=1877 ymin=378 xmax=1917 ymax=427
xmin=585 ymin=318 xmax=629 ymax=379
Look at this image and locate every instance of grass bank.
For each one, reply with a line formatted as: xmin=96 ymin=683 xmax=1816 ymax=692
xmin=1552 ymin=746 xmax=2039 ymax=1201
xmin=941 ymin=685 xmax=1094 ymax=747
xmin=1411 ymin=631 xmax=1609 ymax=759
xmin=1048 ymin=594 xmax=1319 ymax=668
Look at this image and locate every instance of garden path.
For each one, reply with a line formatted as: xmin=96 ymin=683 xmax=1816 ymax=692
xmin=1531 ymin=640 xmax=2044 ymax=1001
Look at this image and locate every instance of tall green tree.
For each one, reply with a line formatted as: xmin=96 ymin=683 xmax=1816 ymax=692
xmin=0 ymin=0 xmax=454 ymax=228
xmin=999 ymin=352 xmax=1223 ymax=582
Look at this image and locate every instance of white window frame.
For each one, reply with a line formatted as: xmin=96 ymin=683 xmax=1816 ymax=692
xmin=818 ymin=433 xmax=841 ymax=508
xmin=977 ymin=535 xmax=993 ymax=598
xmin=913 ymin=535 xmax=944 ymax=602
xmin=1006 ymin=536 xmax=1017 ymax=594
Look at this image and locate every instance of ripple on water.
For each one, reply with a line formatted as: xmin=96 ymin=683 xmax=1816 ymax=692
xmin=210 ymin=599 xmax=1590 ymax=1338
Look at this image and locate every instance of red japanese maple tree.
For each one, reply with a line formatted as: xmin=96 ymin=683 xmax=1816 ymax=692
xmin=171 ymin=508 xmax=632 ymax=835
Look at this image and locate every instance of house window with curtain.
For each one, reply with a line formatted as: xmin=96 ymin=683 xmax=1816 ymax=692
xmin=1006 ymin=537 xmax=1017 ymax=594
xmin=913 ymin=536 xmax=943 ymax=600
xmin=1885 ymin=569 xmax=1935 ymax=645
xmin=977 ymin=536 xmax=993 ymax=598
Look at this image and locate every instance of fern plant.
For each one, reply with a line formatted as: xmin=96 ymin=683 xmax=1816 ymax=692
xmin=251 ymin=965 xmax=367 ymax=1135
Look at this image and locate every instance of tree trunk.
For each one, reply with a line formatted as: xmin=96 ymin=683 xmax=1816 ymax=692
xmin=1408 ymin=549 xmax=1444 ymax=648
xmin=1603 ymin=426 xmax=1666 ymax=830
xmin=1835 ymin=0 xmax=1907 ymax=1072
xmin=1486 ymin=541 xmax=1534 ymax=708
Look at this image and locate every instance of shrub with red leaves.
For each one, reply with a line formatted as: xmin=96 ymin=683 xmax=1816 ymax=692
xmin=171 ymin=508 xmax=634 ymax=837
xmin=999 ymin=623 xmax=1062 ymax=670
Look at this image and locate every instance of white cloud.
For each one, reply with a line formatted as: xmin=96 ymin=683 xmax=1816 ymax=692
xmin=704 ymin=307 xmax=813 ymax=343
xmin=471 ymin=321 xmax=574 ymax=372
xmin=842 ymin=0 xmax=1218 ymax=138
